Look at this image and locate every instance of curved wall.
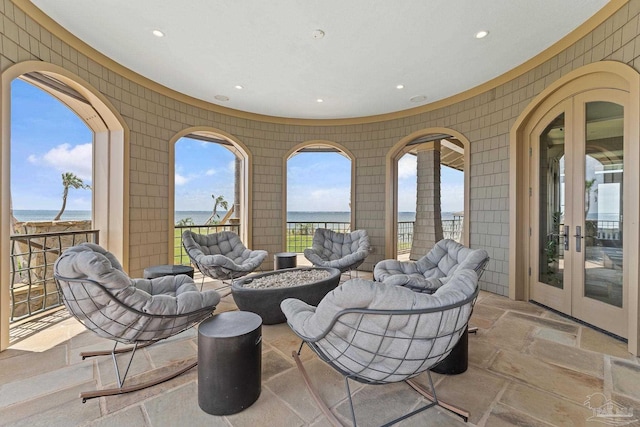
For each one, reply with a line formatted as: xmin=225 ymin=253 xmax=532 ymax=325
xmin=0 ymin=0 xmax=637 ymax=300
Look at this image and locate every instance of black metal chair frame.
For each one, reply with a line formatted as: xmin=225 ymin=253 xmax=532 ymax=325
xmin=290 ymin=286 xmax=479 ymax=426
xmin=54 ymin=274 xmax=215 ymax=402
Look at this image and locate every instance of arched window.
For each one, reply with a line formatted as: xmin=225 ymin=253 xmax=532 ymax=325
xmin=169 ymin=128 xmax=252 ymax=263
xmin=1 ymin=62 xmax=128 ymax=351
xmin=386 ymin=130 xmax=469 ymax=259
xmin=285 ymin=142 xmax=354 ymax=256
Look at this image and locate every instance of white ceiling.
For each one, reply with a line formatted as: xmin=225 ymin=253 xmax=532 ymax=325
xmin=31 ymin=0 xmax=609 ymax=119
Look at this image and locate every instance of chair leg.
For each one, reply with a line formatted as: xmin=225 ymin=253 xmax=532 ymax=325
xmin=78 ymin=341 xmax=198 ymax=403
xmin=405 ymin=376 xmax=470 ymax=422
xmin=292 ymin=350 xmax=447 ymax=427
xmin=80 ymin=360 xmax=197 ymax=402
xmin=291 ymin=351 xmax=343 ymax=426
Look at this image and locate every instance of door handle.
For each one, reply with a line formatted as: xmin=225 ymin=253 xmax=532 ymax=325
xmin=564 ymin=225 xmax=569 ymax=251
xmin=574 ymin=225 xmax=583 ymax=253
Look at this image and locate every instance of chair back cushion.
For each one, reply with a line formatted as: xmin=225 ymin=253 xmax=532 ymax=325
xmin=421 ymin=239 xmax=488 ymax=278
xmin=310 ymin=228 xmax=370 ymax=260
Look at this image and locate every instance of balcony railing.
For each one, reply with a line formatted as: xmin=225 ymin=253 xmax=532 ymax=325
xmin=172 ymin=219 xmax=464 ymax=267
xmin=285 ymin=218 xmax=463 ymax=255
xmin=398 ymin=221 xmax=414 ymax=254
xmin=174 ymin=224 xmax=240 ymax=265
xmin=10 ymin=229 xmax=99 ymax=323
xmin=443 ymin=218 xmax=463 ymax=243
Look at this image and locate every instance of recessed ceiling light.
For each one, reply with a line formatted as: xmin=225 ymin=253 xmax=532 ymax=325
xmin=475 ymin=30 xmax=489 ymax=39
xmin=214 ymin=95 xmax=229 ymax=102
xmin=152 ymin=29 xmax=165 ymax=38
xmin=312 ymin=29 xmax=325 ymax=39
xmin=316 ymin=98 xmax=324 ymax=103
xmin=410 ymin=95 xmax=427 ymax=103
xmin=234 ymin=85 xmax=244 ymax=90
xmin=396 ymin=84 xmax=405 ymax=90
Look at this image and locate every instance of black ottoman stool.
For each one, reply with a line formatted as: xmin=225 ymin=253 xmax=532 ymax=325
xmin=198 ymin=311 xmax=262 ymax=415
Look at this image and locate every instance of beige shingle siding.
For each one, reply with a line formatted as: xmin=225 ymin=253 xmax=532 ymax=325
xmin=1 ymin=0 xmax=637 ymax=295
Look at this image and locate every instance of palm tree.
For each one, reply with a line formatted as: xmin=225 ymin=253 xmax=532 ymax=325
xmin=53 ymin=172 xmax=91 ymax=221
xmin=205 ymin=194 xmax=228 ymax=225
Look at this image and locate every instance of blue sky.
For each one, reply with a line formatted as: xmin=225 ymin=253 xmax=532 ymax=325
xmin=11 ymin=79 xmax=463 ymax=213
xmin=11 ymin=79 xmax=93 ymax=211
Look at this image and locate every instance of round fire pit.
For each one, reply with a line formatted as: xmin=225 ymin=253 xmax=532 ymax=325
xmin=231 ymin=267 xmax=341 ymax=324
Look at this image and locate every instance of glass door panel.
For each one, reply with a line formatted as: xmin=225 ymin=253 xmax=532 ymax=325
xmin=538 ymin=113 xmax=565 ymax=289
xmin=530 ymin=91 xmax=628 ymax=338
xmin=583 ymin=101 xmax=624 ymax=307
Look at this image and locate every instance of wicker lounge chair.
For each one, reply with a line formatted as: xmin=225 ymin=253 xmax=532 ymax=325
xmin=54 ymin=243 xmax=220 ymax=401
xmin=281 ymin=268 xmax=480 ymax=425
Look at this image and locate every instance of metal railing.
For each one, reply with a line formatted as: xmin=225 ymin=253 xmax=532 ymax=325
xmin=174 ymin=224 xmax=241 ymax=265
xmin=173 ymin=218 xmax=464 ymax=266
xmin=10 ymin=229 xmax=99 ymax=323
xmin=397 ymin=221 xmax=414 ymax=254
xmin=284 ymin=219 xmax=463 ymax=255
xmin=443 ymin=218 xmax=463 ymax=242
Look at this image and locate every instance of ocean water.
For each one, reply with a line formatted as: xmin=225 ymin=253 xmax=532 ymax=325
xmin=13 ymin=210 xmax=92 ymax=222
xmin=13 ymin=210 xmax=456 ymax=224
xmin=172 ymin=211 xmax=454 ymax=224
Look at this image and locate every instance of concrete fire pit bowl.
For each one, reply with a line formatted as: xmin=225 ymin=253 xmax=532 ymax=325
xmin=231 ymin=267 xmax=341 ymax=324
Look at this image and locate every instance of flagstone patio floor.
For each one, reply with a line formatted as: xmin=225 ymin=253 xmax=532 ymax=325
xmin=1 ymin=264 xmax=639 ymax=426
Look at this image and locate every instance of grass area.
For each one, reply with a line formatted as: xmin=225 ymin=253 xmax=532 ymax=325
xmin=287 ymin=234 xmax=313 ymax=253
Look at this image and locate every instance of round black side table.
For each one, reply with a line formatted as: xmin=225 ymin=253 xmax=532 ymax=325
xmin=198 ymin=311 xmax=262 ymax=415
xmin=274 ymin=252 xmax=297 ymax=270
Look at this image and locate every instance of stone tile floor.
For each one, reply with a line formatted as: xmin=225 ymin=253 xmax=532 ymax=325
xmin=1 ymin=267 xmax=640 ymax=426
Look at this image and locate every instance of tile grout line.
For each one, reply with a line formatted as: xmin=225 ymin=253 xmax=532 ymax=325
xmin=475 ymin=380 xmax=509 ymax=427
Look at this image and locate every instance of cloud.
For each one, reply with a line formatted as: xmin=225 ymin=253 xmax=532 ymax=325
xmin=288 ymin=186 xmax=351 ymax=211
xmin=175 ymin=173 xmax=190 ymax=186
xmin=441 ymin=183 xmax=464 ymax=212
xmin=205 ymin=169 xmax=216 ymax=176
xmin=398 ymin=155 xmax=416 ymax=180
xmin=29 ymin=143 xmax=93 ymax=180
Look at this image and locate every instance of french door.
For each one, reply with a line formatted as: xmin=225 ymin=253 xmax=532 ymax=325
xmin=529 ymin=89 xmax=627 ymax=338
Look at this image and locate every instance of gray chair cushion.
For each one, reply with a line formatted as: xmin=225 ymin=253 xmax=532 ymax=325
xmin=182 ymin=230 xmax=267 ymax=280
xmin=303 ymin=229 xmax=370 ymax=272
xmin=281 ymin=268 xmax=478 ymax=382
xmin=374 ymin=239 xmax=488 ymax=291
xmin=54 ymin=243 xmax=220 ymax=342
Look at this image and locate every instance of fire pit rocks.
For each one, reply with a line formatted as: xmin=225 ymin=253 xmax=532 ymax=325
xmin=231 ymin=267 xmax=341 ymax=324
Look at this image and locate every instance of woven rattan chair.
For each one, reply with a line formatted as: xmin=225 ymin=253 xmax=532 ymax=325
xmin=54 ymin=243 xmax=220 ymax=401
xmin=303 ymin=228 xmax=371 ymax=276
xmin=374 ymin=238 xmax=489 ymax=293
xmin=182 ymin=230 xmax=267 ymax=288
xmin=281 ymin=268 xmax=479 ymax=426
